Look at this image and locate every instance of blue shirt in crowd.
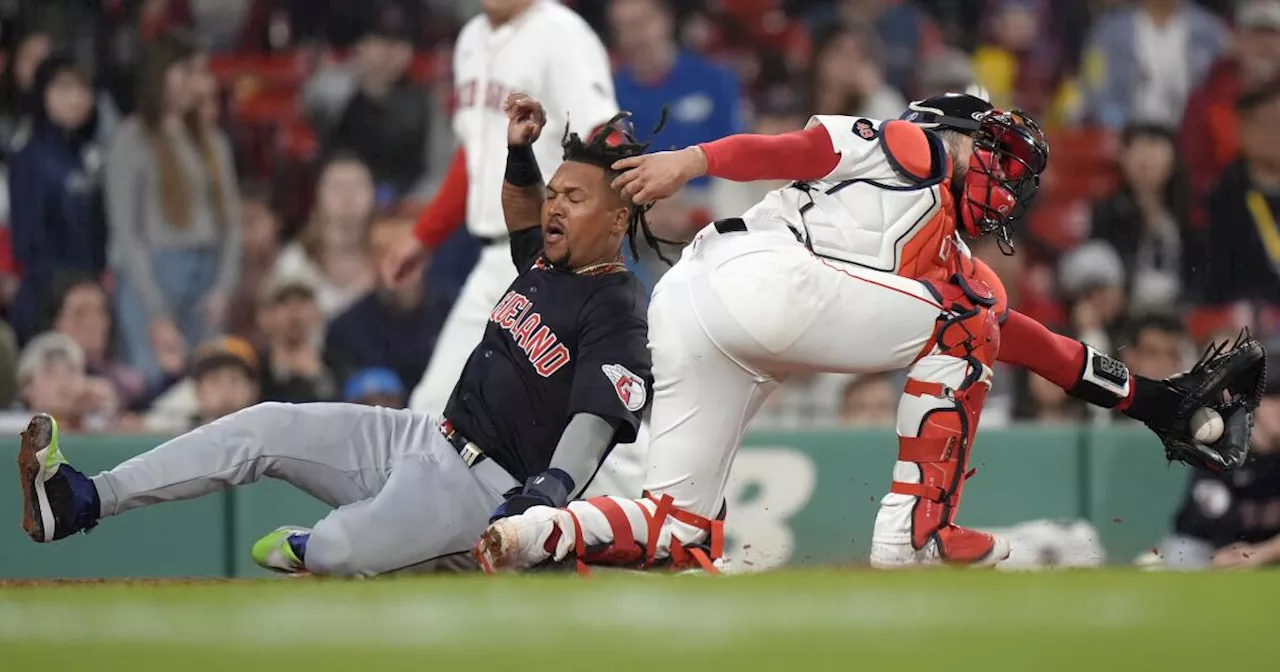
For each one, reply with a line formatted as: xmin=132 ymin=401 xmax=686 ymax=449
xmin=613 ymin=51 xmax=743 ymax=188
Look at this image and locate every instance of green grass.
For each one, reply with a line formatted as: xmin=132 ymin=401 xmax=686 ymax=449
xmin=1 ymin=570 xmax=1275 ymax=671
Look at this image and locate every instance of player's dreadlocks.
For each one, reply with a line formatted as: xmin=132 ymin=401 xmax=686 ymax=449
xmin=559 ymin=109 xmax=682 ymax=265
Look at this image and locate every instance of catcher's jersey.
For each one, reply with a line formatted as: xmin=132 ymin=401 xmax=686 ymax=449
xmin=444 ymin=228 xmax=652 ymax=483
xmin=453 ymin=1 xmax=618 ymax=238
xmin=741 ymin=115 xmax=966 ymax=281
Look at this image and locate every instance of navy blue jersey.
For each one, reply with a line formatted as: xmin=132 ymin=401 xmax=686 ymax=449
xmin=444 ymin=227 xmax=652 ymax=482
xmin=1174 ymin=451 xmax=1280 ymax=548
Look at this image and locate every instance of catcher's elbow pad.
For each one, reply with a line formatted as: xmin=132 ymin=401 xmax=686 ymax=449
xmin=1068 ymin=345 xmax=1131 ymax=408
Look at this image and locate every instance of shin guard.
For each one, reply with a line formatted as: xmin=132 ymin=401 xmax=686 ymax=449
xmin=872 ymin=272 xmax=1007 ymax=566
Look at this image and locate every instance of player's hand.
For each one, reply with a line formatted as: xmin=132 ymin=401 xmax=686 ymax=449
xmin=504 ymin=93 xmax=546 ymax=146
xmin=1211 ymin=543 xmax=1272 ymax=569
xmin=381 ymin=233 xmax=429 ymax=288
xmin=610 ymin=146 xmax=708 ymax=205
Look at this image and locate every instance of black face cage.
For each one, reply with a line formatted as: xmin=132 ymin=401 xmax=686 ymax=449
xmin=968 ymin=110 xmax=1049 ymax=255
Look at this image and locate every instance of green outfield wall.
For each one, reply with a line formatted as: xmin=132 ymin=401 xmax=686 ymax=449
xmin=0 ymin=425 xmax=1188 ymax=578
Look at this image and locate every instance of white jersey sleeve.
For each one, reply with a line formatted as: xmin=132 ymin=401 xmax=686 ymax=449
xmin=805 ymin=115 xmax=904 ymax=183
xmin=543 ymin=12 xmax=618 ymax=135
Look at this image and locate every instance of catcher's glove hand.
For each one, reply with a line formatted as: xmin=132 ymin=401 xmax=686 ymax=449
xmin=1124 ymin=330 xmax=1266 ymax=472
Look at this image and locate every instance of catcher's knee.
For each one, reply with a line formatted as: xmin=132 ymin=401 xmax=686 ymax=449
xmin=919 ymin=273 xmax=1001 ymax=372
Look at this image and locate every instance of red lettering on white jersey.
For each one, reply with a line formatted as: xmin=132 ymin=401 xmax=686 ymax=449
xmin=456 ymin=79 xmax=511 ymax=113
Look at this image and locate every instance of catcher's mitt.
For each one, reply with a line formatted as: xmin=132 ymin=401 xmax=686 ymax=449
xmin=1132 ymin=330 xmax=1266 ymax=472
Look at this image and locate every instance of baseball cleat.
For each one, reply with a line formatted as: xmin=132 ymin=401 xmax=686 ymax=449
xmin=870 ymin=526 xmax=1011 ymax=569
xmin=251 ymin=526 xmax=310 ymax=574
xmin=17 ymin=413 xmax=96 ymax=542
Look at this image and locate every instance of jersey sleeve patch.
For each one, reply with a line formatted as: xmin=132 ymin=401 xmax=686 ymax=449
xmin=852 ymin=118 xmax=878 ymax=141
xmin=602 ymin=363 xmax=647 ymax=412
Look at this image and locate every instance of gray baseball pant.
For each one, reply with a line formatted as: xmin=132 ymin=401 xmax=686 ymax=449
xmin=90 ymin=402 xmax=518 ymax=576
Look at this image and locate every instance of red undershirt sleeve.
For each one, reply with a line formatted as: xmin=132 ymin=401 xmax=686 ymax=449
xmin=696 ymin=125 xmax=841 ymax=183
xmin=413 ymin=147 xmax=469 ymax=249
xmin=997 ymin=309 xmax=1087 ymax=391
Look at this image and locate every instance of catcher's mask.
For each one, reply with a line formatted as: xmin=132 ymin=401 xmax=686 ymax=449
xmin=959 ymin=109 xmax=1048 ymax=252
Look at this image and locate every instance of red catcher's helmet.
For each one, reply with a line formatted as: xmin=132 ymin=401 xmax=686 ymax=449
xmin=958 ymin=109 xmax=1049 ymax=253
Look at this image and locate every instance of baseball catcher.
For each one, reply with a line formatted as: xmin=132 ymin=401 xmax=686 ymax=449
xmin=475 ymin=93 xmax=1264 ymax=575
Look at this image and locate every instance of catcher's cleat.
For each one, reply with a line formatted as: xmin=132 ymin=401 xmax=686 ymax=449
xmin=17 ymin=414 xmax=98 ymax=542
xmin=473 ymin=507 xmax=566 ymax=575
xmin=251 ymin=526 xmax=310 ymax=574
xmin=871 ymin=525 xmax=1010 ymax=569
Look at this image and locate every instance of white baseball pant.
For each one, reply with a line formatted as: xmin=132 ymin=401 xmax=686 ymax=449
xmin=492 ymin=223 xmax=1003 ymax=571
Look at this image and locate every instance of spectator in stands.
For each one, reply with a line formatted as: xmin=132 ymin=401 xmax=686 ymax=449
xmin=106 ymin=30 xmax=242 ymax=390
xmin=96 ymin=0 xmax=196 ymax=117
xmin=916 ymin=46 xmax=978 ymax=98
xmin=226 ymin=182 xmax=281 ymax=342
xmin=273 ymin=153 xmax=375 ymax=321
xmin=190 ymin=336 xmax=260 ymax=427
xmin=1118 ymin=311 xmax=1189 ymax=381
xmin=837 ymin=373 xmax=896 ymax=427
xmin=325 ymin=214 xmax=450 ymax=391
xmin=608 ymin=0 xmax=743 ymax=288
xmin=972 ymin=0 xmax=1072 ymax=120
xmin=17 ymin=331 xmax=118 ymax=432
xmin=1200 ymin=84 xmax=1280 ymax=305
xmin=256 ymin=275 xmax=337 ymax=403
xmin=1059 ymin=240 xmax=1128 ymax=351
xmin=1024 ymin=371 xmax=1084 ymax=424
xmin=0 ymin=29 xmax=51 ymax=157
xmin=1180 ymin=0 xmax=1280 ymax=222
xmin=710 ymin=84 xmax=806 ymax=220
xmin=803 ymin=0 xmax=942 ymax=97
xmin=1089 ymin=124 xmax=1191 ymax=312
xmin=301 ymin=1 xmax=433 ymax=197
xmin=1081 ymin=0 xmax=1228 ymax=128
xmin=36 ymin=271 xmax=148 ymax=411
xmin=806 ymin=24 xmax=906 ymax=122
xmin=7 ymin=50 xmax=107 ymax=344
xmin=0 ymin=321 xmax=16 ymax=409
xmin=609 ymin=0 xmax=743 ymax=189
xmin=342 ymin=366 xmax=406 ymax=408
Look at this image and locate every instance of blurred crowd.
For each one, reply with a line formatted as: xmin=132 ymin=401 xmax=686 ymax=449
xmin=0 ymin=0 xmax=1278 ymax=439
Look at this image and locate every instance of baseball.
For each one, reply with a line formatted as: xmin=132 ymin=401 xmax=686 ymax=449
xmin=1190 ymin=407 xmax=1225 ymax=444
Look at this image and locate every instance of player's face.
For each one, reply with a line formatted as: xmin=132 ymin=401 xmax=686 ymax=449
xmin=195 ymin=367 xmax=258 ymax=422
xmin=542 ymin=162 xmax=628 ymax=268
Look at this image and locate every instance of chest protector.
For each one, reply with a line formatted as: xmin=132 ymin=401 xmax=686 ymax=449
xmin=743 ymin=117 xmax=959 ymax=281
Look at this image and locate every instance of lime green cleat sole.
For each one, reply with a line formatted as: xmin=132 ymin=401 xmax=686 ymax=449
xmin=18 ymin=414 xmax=65 ymax=542
xmin=251 ymin=526 xmax=309 ymax=574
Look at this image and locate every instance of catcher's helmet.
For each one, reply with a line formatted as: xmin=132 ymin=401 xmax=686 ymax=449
xmin=959 ymin=109 xmax=1049 ymax=251
xmin=900 ymin=92 xmax=994 ymax=135
xmin=905 ymin=94 xmax=1049 ymax=251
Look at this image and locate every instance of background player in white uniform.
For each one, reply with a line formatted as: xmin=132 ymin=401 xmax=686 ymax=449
xmin=384 ymin=0 xmax=619 ymax=417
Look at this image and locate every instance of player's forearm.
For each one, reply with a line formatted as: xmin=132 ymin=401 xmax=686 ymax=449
xmin=547 ymin=413 xmax=620 ymax=498
xmin=998 ymin=310 xmax=1136 ymax=409
xmin=413 ymin=147 xmax=468 ymax=249
xmin=501 ymin=143 xmax=543 ymax=234
xmin=696 ymin=125 xmax=840 ymax=183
